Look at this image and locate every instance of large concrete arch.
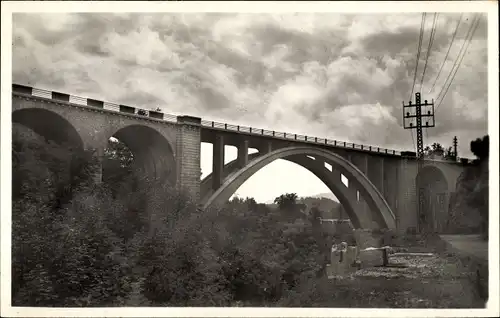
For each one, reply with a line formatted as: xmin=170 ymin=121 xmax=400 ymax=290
xmin=201 ymin=153 xmax=369 ymax=228
xmin=203 ymin=146 xmax=397 ymax=230
xmin=286 ymin=154 xmax=366 ymax=228
xmin=200 ymin=152 xmax=261 ymax=203
xmin=12 ymin=108 xmax=84 ymax=153
xmin=416 ymin=165 xmax=449 ymax=232
xmin=108 ymin=124 xmax=177 ymax=185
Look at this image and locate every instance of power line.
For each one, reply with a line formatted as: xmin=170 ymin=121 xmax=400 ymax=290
xmin=420 ymin=13 xmax=439 ymax=92
xmin=428 ymin=13 xmax=463 ymax=94
xmin=410 ymin=13 xmax=427 ymax=100
xmin=435 ymin=14 xmax=480 ymax=111
xmin=435 ymin=14 xmax=478 ymax=102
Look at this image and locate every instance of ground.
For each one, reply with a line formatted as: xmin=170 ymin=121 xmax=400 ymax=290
xmin=307 ymin=234 xmax=488 ymax=308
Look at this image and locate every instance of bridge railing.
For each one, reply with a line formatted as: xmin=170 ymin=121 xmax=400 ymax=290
xmin=15 ymin=84 xmax=406 ymax=156
xmin=201 ymin=119 xmax=402 ymax=156
xmin=18 ymin=85 xmax=178 ymax=123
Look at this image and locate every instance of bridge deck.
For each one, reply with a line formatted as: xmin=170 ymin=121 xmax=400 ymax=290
xmin=12 ymin=83 xmax=472 ymax=164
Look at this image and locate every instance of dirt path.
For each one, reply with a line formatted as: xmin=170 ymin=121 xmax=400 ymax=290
xmin=439 ymin=234 xmax=488 ymax=261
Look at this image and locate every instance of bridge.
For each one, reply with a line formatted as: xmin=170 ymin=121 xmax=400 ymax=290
xmin=11 ymin=84 xmax=469 ymax=236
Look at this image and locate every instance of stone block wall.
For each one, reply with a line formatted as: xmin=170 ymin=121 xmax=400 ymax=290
xmin=176 ymin=116 xmax=202 ymax=201
xmin=397 ymin=159 xmax=418 ymax=233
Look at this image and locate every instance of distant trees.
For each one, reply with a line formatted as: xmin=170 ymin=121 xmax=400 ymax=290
xmin=423 ymin=142 xmax=457 ymax=160
xmin=424 ymin=142 xmax=444 ymax=158
xmin=274 ymin=193 xmax=298 ymax=210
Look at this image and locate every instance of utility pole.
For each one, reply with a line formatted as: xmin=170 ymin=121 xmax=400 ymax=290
xmin=403 ymin=92 xmax=435 ymax=233
xmin=453 ymin=136 xmax=458 ymax=160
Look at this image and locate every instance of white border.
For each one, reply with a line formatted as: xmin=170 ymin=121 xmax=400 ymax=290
xmin=1 ymin=1 xmax=498 ymax=317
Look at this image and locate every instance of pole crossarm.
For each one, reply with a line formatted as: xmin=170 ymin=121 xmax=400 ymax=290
xmin=402 ymin=92 xmax=435 ymax=159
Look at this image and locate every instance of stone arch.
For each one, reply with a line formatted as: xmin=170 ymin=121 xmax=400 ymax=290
xmin=203 ymin=146 xmax=396 ymax=230
xmin=416 ymin=165 xmax=449 ymax=232
xmin=12 ymin=108 xmax=84 ymax=152
xmin=108 ymin=124 xmax=176 ymax=185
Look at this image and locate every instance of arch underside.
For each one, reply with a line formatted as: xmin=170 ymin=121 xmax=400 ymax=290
xmin=201 ymin=147 xmax=396 ymax=230
xmin=12 ymin=108 xmax=84 ymax=152
xmin=111 ymin=125 xmax=176 ymax=185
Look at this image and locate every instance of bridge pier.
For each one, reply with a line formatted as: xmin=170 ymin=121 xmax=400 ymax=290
xmin=176 ymin=116 xmax=202 ymax=201
xmin=367 ymin=156 xmax=384 ymax=202
xmin=260 ymin=141 xmax=273 ymax=154
xmin=350 ymin=154 xmax=371 ymax=223
xmin=397 ymin=158 xmax=418 ymax=234
xmin=237 ymin=139 xmax=249 ymax=168
xmin=212 ymin=135 xmax=225 ymax=190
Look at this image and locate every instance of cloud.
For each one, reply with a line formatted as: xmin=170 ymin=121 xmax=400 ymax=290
xmin=12 ymin=12 xmax=489 ymax=200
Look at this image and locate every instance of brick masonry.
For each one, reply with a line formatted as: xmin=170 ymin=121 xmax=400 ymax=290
xmin=398 ymin=158 xmax=418 ymax=233
xmin=176 ymin=116 xmax=202 ymax=201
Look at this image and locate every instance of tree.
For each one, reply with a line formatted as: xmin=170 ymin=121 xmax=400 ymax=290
xmin=274 ymin=193 xmax=298 ymax=211
xmin=424 ymin=142 xmax=445 ymax=158
xmin=470 ymin=135 xmax=489 ymax=161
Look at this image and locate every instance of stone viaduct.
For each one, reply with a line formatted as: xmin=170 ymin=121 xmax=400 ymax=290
xmin=11 ymin=84 xmax=469 ymax=235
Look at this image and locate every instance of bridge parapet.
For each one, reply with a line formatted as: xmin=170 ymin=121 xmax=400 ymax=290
xmin=201 ymin=120 xmax=403 ymax=157
xmin=12 ymin=84 xmax=178 ymax=123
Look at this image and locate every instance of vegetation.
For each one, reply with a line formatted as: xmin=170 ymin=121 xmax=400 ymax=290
xmin=11 ymin=126 xmax=489 ymax=307
xmin=423 ymin=142 xmax=455 ymax=160
xmin=447 ymin=135 xmax=489 ymax=239
xmin=12 ymin=127 xmax=329 ymax=306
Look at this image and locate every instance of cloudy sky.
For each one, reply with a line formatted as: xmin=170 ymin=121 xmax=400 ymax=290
xmin=12 ymin=11 xmax=489 ymax=203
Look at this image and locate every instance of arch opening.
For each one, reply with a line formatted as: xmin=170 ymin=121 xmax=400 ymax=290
xmin=202 ymin=147 xmax=396 ymax=231
xmin=12 ymin=108 xmax=84 ymax=153
xmin=416 ymin=165 xmax=449 ymax=233
xmin=226 ymin=158 xmax=353 ymax=228
xmin=101 ymin=125 xmax=176 ymax=241
xmin=341 ymin=174 xmax=349 ymax=188
xmin=12 ymin=109 xmax=86 ymax=206
xmin=104 ymin=125 xmax=176 ymax=189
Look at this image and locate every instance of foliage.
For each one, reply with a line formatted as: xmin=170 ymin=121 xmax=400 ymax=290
xmin=12 ymin=127 xmax=130 ymax=306
xmin=12 ymin=128 xmax=330 ymax=306
xmin=274 ymin=193 xmax=298 ymax=210
xmin=470 ymin=135 xmax=489 ymax=161
xmin=447 ymin=135 xmax=489 ymax=239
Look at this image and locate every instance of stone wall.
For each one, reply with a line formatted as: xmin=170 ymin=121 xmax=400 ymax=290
xmin=176 ymin=116 xmax=202 ymax=201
